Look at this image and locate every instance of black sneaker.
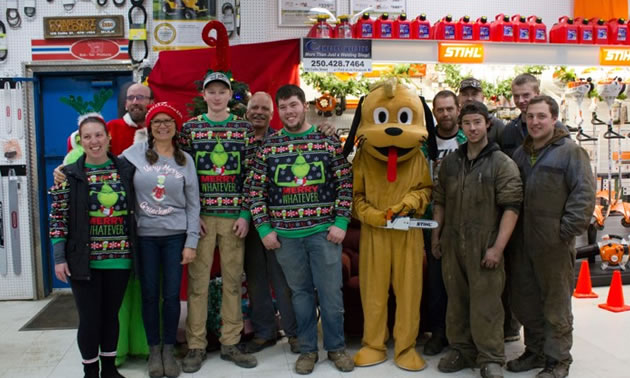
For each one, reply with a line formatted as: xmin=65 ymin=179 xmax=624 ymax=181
xmin=182 ymin=348 xmax=206 ymax=373
xmin=506 ymin=350 xmax=545 ymax=372
xmin=423 ymin=333 xmax=449 ymax=356
xmin=438 ymin=349 xmax=475 ymax=373
xmin=242 ymin=337 xmax=277 ymax=353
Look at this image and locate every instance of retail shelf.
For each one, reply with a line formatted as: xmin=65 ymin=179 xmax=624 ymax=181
xmin=319 ymin=38 xmax=626 ymax=66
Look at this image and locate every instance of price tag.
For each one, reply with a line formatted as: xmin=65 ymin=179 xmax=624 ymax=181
xmin=129 ymin=24 xmax=147 ymax=41
xmin=302 ymin=38 xmax=372 ymax=73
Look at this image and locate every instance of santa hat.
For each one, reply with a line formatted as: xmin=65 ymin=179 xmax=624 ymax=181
xmin=145 ymin=102 xmax=183 ymax=129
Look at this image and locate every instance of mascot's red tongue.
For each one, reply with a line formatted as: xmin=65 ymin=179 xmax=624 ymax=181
xmin=387 ymin=147 xmax=397 ymax=182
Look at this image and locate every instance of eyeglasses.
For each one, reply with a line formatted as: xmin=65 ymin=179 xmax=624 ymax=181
xmin=126 ymin=94 xmax=150 ymax=102
xmin=151 ymin=119 xmax=175 ymax=127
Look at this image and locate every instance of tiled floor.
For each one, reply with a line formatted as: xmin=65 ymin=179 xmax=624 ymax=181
xmin=1 ymin=285 xmax=629 ymax=377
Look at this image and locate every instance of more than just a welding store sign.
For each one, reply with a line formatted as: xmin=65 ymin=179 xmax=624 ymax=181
xmin=43 ymin=16 xmax=125 ymax=39
xmin=302 ymin=38 xmax=372 ymax=73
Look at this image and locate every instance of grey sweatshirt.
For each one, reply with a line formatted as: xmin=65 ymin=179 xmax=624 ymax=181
xmin=122 ymin=142 xmax=201 ymax=249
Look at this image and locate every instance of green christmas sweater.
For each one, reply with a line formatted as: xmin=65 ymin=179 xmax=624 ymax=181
xmin=179 ymin=113 xmax=256 ymax=219
xmin=49 ymin=160 xmax=132 ymax=269
xmin=246 ymin=126 xmax=353 ymax=239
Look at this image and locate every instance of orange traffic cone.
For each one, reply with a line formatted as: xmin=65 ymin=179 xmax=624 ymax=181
xmin=598 ymin=270 xmax=630 ymax=312
xmin=573 ymin=261 xmax=598 ymax=298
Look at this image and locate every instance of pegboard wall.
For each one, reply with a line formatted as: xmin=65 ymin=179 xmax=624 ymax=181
xmin=0 ymin=0 xmax=593 ymax=76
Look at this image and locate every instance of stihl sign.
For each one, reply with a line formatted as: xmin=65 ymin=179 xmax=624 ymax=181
xmin=438 ymin=43 xmax=484 ymax=63
xmin=600 ymin=47 xmax=630 ymax=65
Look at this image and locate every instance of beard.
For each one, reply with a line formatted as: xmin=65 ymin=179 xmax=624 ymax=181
xmin=128 ymin=106 xmax=146 ymax=123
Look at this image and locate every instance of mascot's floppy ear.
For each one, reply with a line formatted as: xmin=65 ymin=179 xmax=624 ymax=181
xmin=420 ymin=95 xmax=438 ymax=161
xmin=343 ymin=95 xmax=365 ymax=159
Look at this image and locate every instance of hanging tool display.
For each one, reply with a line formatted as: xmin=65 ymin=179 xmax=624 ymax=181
xmin=576 ymin=234 xmax=629 ymax=271
xmin=14 ymin=81 xmax=23 ymax=140
xmin=24 ymin=0 xmax=36 ymax=18
xmin=0 ymin=21 xmax=7 ymax=63
xmin=128 ymin=0 xmax=148 ymax=65
xmin=6 ymin=0 xmax=22 ymax=29
xmin=3 ymin=81 xmax=12 ymax=136
xmin=0 ymin=178 xmax=6 ymax=277
xmin=7 ymin=169 xmax=20 ymax=276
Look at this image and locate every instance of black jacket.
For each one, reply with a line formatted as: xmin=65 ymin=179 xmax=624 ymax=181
xmin=60 ymin=153 xmax=137 ymax=280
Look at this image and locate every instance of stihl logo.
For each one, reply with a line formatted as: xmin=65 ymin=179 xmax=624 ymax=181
xmin=600 ymin=47 xmax=630 ymax=65
xmin=438 ymin=43 xmax=484 ymax=63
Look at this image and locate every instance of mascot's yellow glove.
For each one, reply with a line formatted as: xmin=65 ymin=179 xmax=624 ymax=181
xmin=389 ymin=191 xmax=430 ymax=216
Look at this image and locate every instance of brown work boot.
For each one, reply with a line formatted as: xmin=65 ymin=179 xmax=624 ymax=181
xmin=220 ymin=344 xmax=258 ymax=368
xmin=437 ymin=349 xmax=475 ymax=373
xmin=506 ymin=350 xmax=545 ymax=372
xmin=327 ymin=349 xmax=354 ymax=372
xmin=480 ymin=362 xmax=504 ymax=378
xmin=181 ymin=348 xmax=206 ymax=373
xmin=535 ymin=360 xmax=569 ymax=378
xmin=288 ymin=336 xmax=300 ymax=354
xmin=295 ymin=352 xmax=319 ymax=375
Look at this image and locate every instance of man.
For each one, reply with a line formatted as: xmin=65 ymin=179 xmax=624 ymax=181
xmin=107 ymin=83 xmax=154 ymax=155
xmin=179 ymin=71 xmax=257 ymax=372
xmin=501 ymin=74 xmax=565 ymax=157
xmin=507 ymin=96 xmax=595 ymax=378
xmin=420 ymin=90 xmax=465 ymax=356
xmin=242 ymin=92 xmax=299 ymax=354
xmin=459 ymin=77 xmax=520 ymax=342
xmin=458 ymin=77 xmax=505 ymax=146
xmin=246 ymin=84 xmax=354 ymax=375
xmin=432 ymin=101 xmax=522 ymax=378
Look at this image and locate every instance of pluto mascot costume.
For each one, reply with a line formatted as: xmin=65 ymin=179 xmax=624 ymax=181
xmin=344 ymin=78 xmax=435 ymax=371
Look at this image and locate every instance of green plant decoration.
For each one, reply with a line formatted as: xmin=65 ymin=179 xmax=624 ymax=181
xmin=553 ymin=66 xmax=577 ymax=84
xmin=515 ymin=65 xmax=548 ymax=75
xmin=436 ymin=64 xmax=464 ymax=91
xmin=300 ymin=70 xmax=370 ymax=98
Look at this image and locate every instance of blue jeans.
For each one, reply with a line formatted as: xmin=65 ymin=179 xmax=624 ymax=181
xmin=245 ymin=229 xmax=297 ymax=340
xmin=138 ymin=233 xmax=186 ymax=346
xmin=274 ymin=231 xmax=345 ymax=353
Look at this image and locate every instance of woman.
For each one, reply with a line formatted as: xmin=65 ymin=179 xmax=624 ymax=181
xmin=50 ymin=113 xmax=137 ymax=378
xmin=121 ymin=102 xmax=200 ymax=378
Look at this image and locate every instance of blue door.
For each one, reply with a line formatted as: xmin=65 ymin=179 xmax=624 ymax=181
xmin=36 ymin=72 xmax=131 ymax=292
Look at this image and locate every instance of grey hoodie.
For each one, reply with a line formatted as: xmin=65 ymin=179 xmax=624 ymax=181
xmin=122 ymin=142 xmax=201 ymax=249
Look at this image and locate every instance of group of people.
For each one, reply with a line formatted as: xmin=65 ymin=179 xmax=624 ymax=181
xmin=425 ymin=74 xmax=595 ymax=378
xmin=49 ymin=70 xmax=595 ymax=378
xmin=49 ymin=73 xmax=352 ymax=378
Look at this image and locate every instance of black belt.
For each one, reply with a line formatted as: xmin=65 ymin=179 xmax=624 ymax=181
xmin=97 ymin=0 xmax=108 ymax=6
xmin=114 ymin=0 xmax=127 ymax=6
xmin=6 ymin=2 xmax=21 ymax=29
xmin=128 ymin=1 xmax=148 ymax=65
xmin=0 ymin=21 xmax=7 ymax=62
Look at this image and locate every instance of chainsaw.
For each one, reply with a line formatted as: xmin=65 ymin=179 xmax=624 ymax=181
xmin=576 ymin=234 xmax=629 ymax=271
xmin=381 ymin=209 xmax=438 ymax=230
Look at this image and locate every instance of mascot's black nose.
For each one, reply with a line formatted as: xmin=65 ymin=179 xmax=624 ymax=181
xmin=385 ymin=127 xmax=402 ymax=136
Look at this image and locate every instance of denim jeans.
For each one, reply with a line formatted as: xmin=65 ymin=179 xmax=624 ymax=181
xmin=274 ymin=231 xmax=345 ymax=353
xmin=138 ymin=233 xmax=186 ymax=346
xmin=245 ymin=228 xmax=297 ymax=340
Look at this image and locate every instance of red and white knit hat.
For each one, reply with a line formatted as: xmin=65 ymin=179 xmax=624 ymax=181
xmin=145 ymin=102 xmax=183 ymax=129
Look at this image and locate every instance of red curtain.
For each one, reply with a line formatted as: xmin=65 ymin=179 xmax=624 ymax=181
xmin=574 ymin=0 xmax=628 ymax=20
xmin=148 ymin=39 xmax=300 ymax=130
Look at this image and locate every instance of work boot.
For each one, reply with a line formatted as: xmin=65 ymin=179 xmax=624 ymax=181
xmin=504 ymin=328 xmax=521 ymax=342
xmin=327 ymin=349 xmax=354 ymax=372
xmin=288 ymin=336 xmax=300 ymax=354
xmin=438 ymin=349 xmax=475 ymax=373
xmin=100 ymin=355 xmax=125 ymax=378
xmin=147 ymin=345 xmax=163 ymax=378
xmin=83 ymin=361 xmax=99 ymax=378
xmin=181 ymin=348 xmax=206 ymax=373
xmin=480 ymin=362 xmax=504 ymax=378
xmin=242 ymin=337 xmax=276 ymax=353
xmin=506 ymin=350 xmax=545 ymax=372
xmin=295 ymin=352 xmax=319 ymax=375
xmin=536 ymin=359 xmax=569 ymax=378
xmin=162 ymin=344 xmax=180 ymax=378
xmin=220 ymin=344 xmax=258 ymax=368
xmin=424 ymin=332 xmax=449 ymax=356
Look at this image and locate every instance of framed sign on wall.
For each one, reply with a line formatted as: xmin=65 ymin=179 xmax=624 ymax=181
xmin=279 ymin=0 xmax=339 ymax=27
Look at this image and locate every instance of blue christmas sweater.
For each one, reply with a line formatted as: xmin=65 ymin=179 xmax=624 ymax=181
xmin=179 ymin=113 xmax=256 ymax=219
xmin=246 ymin=126 xmax=353 ymax=239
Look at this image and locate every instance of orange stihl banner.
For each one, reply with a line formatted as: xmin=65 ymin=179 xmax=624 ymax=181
xmin=438 ymin=43 xmax=484 ymax=63
xmin=600 ymin=47 xmax=630 ymax=65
